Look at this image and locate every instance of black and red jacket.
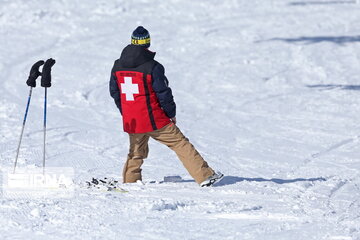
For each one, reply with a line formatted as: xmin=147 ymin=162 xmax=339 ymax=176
xmin=109 ymin=45 xmax=176 ymax=133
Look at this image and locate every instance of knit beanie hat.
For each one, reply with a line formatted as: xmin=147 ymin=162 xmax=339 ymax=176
xmin=131 ymin=26 xmax=150 ymax=48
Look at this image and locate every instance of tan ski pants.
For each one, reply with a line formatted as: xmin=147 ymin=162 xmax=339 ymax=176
xmin=122 ymin=123 xmax=214 ymax=184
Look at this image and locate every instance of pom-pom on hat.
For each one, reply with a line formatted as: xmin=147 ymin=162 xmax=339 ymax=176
xmin=131 ymin=26 xmax=150 ymax=48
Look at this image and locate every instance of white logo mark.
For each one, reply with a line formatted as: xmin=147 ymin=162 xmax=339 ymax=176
xmin=121 ymin=77 xmax=139 ymax=101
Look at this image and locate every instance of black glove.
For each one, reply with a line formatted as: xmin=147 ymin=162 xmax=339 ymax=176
xmin=26 ymin=60 xmax=44 ymax=87
xmin=41 ymin=58 xmax=56 ymax=88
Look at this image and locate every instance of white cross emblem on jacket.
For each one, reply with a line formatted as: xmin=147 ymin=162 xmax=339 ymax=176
xmin=121 ymin=77 xmax=139 ymax=101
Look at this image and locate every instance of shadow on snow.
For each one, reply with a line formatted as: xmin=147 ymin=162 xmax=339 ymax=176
xmin=215 ymin=176 xmax=326 ymax=187
xmin=260 ymin=35 xmax=360 ymax=45
xmin=307 ymin=84 xmax=360 ymax=91
xmin=289 ymin=1 xmax=357 ymax=6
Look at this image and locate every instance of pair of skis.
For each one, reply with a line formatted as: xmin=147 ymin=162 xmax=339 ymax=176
xmin=13 ymin=59 xmax=56 ymax=174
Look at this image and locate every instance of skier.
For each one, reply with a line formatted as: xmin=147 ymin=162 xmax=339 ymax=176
xmin=109 ymin=26 xmax=223 ymax=187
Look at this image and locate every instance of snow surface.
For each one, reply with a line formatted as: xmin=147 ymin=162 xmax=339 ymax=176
xmin=1 ymin=0 xmax=360 ymax=239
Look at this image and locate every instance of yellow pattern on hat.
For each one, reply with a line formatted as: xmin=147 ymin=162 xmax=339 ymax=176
xmin=131 ymin=38 xmax=151 ymax=45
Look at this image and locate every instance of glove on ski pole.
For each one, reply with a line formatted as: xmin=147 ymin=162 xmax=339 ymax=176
xmin=26 ymin=60 xmax=44 ymax=87
xmin=41 ymin=58 xmax=56 ymax=88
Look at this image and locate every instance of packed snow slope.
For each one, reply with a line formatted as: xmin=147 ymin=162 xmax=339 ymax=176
xmin=1 ymin=0 xmax=360 ymax=239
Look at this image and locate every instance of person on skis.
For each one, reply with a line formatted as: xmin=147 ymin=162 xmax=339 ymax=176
xmin=109 ymin=26 xmax=223 ymax=187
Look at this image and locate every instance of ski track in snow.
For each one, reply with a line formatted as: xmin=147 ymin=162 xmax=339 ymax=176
xmin=1 ymin=0 xmax=360 ymax=239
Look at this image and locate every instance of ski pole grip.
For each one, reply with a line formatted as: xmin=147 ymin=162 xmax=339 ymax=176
xmin=41 ymin=58 xmax=56 ymax=88
xmin=26 ymin=60 xmax=44 ymax=87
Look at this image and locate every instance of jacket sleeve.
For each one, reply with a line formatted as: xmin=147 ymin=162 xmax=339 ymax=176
xmin=109 ymin=71 xmax=122 ymax=114
xmin=151 ymin=63 xmax=176 ymax=118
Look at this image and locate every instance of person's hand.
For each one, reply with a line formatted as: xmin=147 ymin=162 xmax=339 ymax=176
xmin=171 ymin=117 xmax=176 ymax=124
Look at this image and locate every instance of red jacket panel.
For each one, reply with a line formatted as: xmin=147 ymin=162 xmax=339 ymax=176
xmin=115 ymin=70 xmax=170 ymax=133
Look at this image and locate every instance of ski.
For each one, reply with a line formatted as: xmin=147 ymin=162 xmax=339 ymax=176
xmin=84 ymin=177 xmax=128 ymax=193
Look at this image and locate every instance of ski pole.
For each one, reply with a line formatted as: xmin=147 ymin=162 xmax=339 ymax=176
xmin=13 ymin=87 xmax=33 ymax=173
xmin=43 ymin=87 xmax=47 ymax=174
xmin=13 ymin=60 xmax=44 ymax=173
xmin=40 ymin=58 xmax=55 ymax=174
